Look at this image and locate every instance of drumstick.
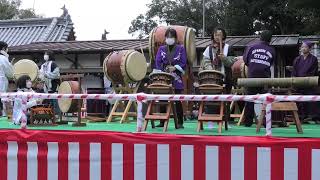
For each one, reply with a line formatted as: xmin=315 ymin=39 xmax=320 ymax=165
xmin=10 ymin=58 xmax=15 ymax=64
xmin=139 ymin=39 xmax=152 ymax=71
xmin=139 ymin=40 xmax=144 ymax=55
xmin=216 ymin=30 xmax=223 ymax=56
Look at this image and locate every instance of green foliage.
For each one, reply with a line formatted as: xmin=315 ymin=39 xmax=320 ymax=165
xmin=128 ymin=14 xmax=157 ymax=39
xmin=0 ymin=0 xmax=39 ymax=20
xmin=128 ymin=0 xmax=320 ymax=37
xmin=18 ymin=8 xmax=41 ymax=19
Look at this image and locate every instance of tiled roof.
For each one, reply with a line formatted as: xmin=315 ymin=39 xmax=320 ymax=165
xmin=299 ymin=36 xmax=320 ymax=43
xmin=9 ymin=35 xmax=300 ymax=53
xmin=10 ymin=39 xmax=149 ymax=53
xmin=0 ymin=14 xmax=75 ymax=47
xmin=196 ymin=35 xmax=300 ymax=49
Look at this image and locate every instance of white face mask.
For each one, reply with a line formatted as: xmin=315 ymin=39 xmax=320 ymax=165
xmin=26 ymin=81 xmax=32 ymax=89
xmin=165 ymin=38 xmax=175 ymax=45
xmin=44 ymin=54 xmax=49 ymax=61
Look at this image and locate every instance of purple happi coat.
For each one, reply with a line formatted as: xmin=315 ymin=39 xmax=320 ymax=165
xmin=292 ymin=54 xmax=318 ymax=77
xmin=292 ymin=53 xmax=320 ymax=120
xmin=243 ymin=41 xmax=276 ymax=78
xmin=155 ymin=45 xmax=187 ymax=90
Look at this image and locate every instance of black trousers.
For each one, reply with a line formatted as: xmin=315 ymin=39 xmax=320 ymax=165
xmin=159 ymin=89 xmax=184 ymax=125
xmin=296 ymin=88 xmax=320 ymax=121
xmin=174 ymin=89 xmax=184 ymax=125
xmin=204 ymin=84 xmax=232 ymax=123
xmin=0 ymin=98 xmax=2 ymax=116
xmin=243 ymin=87 xmax=265 ymax=126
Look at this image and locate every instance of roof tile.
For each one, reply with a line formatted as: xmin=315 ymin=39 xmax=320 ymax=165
xmin=0 ymin=15 xmax=75 ymax=46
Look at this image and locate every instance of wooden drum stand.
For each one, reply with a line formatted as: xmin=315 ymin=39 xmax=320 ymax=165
xmin=143 ymin=72 xmax=178 ymax=132
xmin=107 ymin=83 xmax=139 ymax=123
xmin=197 ymin=70 xmax=227 ymax=134
xmin=58 ymin=74 xmax=85 ymax=127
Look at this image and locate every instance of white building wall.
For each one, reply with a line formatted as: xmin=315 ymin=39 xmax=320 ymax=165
xmin=82 ymin=75 xmax=103 ymax=89
xmin=78 ymin=54 xmax=101 ymax=68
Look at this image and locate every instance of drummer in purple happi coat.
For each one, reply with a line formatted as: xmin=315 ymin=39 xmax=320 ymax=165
xmin=154 ymin=28 xmax=187 ymax=129
xmin=292 ymin=40 xmax=320 ymax=123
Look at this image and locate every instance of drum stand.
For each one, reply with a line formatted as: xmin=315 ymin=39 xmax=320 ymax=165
xmin=29 ymin=105 xmax=57 ymax=126
xmin=58 ymin=74 xmax=86 ymax=127
xmin=256 ymin=102 xmax=303 ymax=134
xmin=107 ymin=83 xmax=140 ymax=123
xmin=143 ymin=84 xmax=178 ymax=132
xmin=197 ymin=85 xmax=225 ymax=134
xmin=256 ymin=87 xmax=303 ymax=134
xmin=229 ymin=88 xmax=246 ymax=126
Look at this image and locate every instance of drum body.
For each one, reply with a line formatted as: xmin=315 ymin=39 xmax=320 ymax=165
xmin=58 ymin=81 xmax=83 ymax=113
xmin=13 ymin=59 xmax=39 ymax=82
xmin=231 ymin=57 xmax=248 ymax=80
xmin=149 ymin=25 xmax=196 ymax=67
xmin=149 ymin=72 xmax=174 ymax=86
xmin=103 ymin=50 xmax=147 ymax=85
xmin=198 ymin=70 xmax=224 ymax=86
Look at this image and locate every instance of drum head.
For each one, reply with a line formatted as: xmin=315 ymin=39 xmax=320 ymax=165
xmin=199 ymin=70 xmax=224 ymax=77
xmin=185 ymin=28 xmax=196 ymax=66
xmin=125 ymin=51 xmax=147 ymax=82
xmin=149 ymin=72 xmax=173 ymax=78
xmin=13 ymin=59 xmax=39 ymax=81
xmin=148 ymin=28 xmax=156 ymax=63
xmin=58 ymin=81 xmax=73 ymax=113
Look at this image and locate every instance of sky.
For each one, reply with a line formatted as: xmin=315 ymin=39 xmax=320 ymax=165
xmin=20 ymin=0 xmax=151 ymax=40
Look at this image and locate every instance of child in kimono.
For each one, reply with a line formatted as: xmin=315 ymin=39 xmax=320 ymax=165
xmin=155 ymin=28 xmax=187 ymax=129
xmin=292 ymin=41 xmax=320 ymax=123
xmin=12 ymin=75 xmax=41 ymax=125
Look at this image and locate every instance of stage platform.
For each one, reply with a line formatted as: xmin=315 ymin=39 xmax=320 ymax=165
xmin=1 ymin=117 xmax=320 ymax=180
xmin=1 ymin=117 xmax=320 ymax=138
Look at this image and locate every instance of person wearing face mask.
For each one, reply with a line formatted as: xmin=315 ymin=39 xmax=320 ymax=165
xmin=12 ymin=75 xmax=41 ymax=125
xmin=155 ymin=28 xmax=187 ymax=129
xmin=39 ymin=50 xmax=61 ymax=114
xmin=292 ymin=41 xmax=320 ymax=123
xmin=0 ymin=41 xmax=14 ymax=117
xmin=39 ymin=50 xmax=60 ymax=93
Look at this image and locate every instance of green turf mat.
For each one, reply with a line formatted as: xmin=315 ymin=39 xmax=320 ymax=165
xmin=1 ymin=117 xmax=319 ymax=138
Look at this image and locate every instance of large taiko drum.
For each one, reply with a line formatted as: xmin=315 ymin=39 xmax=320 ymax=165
xmin=198 ymin=70 xmax=224 ymax=86
xmin=103 ymin=50 xmax=147 ymax=85
xmin=231 ymin=56 xmax=248 ymax=80
xmin=149 ymin=25 xmax=196 ymax=67
xmin=58 ymin=81 xmax=83 ymax=113
xmin=13 ymin=59 xmax=39 ymax=82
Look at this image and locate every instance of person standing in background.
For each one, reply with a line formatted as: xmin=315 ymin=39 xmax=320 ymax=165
xmin=0 ymin=41 xmax=13 ymax=117
xmin=39 ymin=50 xmax=61 ymax=113
xmin=292 ymin=41 xmax=320 ymax=123
xmin=104 ymin=75 xmax=114 ymax=116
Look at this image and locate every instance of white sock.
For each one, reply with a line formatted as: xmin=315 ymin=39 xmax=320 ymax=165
xmin=208 ymin=122 xmax=214 ymax=129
